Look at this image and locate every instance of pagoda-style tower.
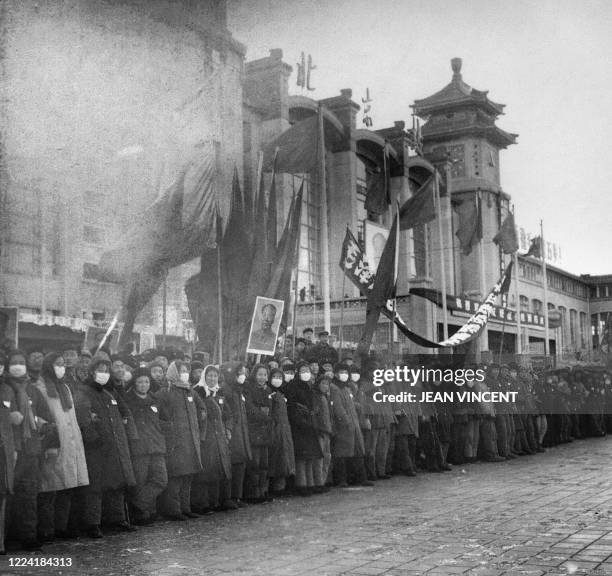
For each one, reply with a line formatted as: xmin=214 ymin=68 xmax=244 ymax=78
xmin=413 ymin=58 xmax=518 ymax=301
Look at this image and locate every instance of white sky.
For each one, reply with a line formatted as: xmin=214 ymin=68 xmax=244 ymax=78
xmin=228 ymin=0 xmax=612 ymax=276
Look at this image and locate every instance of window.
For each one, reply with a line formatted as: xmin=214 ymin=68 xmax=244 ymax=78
xmin=580 ymin=312 xmax=587 ymax=348
xmin=532 ymin=299 xmax=543 ymax=315
xmin=569 ymin=309 xmax=577 ymax=347
xmin=519 ymin=295 xmax=529 ymax=312
xmin=296 ymin=175 xmax=320 ymax=301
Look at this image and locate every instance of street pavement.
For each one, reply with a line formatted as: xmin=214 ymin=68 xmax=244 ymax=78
xmin=3 ymin=437 xmax=612 ymax=576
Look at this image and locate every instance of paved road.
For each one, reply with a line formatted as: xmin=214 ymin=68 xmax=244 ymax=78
xmin=3 ymin=437 xmax=612 ymax=576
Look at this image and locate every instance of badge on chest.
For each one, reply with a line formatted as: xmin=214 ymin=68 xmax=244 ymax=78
xmin=110 ymin=398 xmax=118 ymax=406
xmin=151 ymin=406 xmax=158 ymax=413
xmin=187 ymin=395 xmax=194 ymax=403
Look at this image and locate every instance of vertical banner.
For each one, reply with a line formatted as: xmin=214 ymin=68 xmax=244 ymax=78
xmin=0 ymin=307 xmax=19 ymax=351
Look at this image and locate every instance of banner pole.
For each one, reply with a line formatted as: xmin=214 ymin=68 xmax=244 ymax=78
xmin=435 ymin=171 xmax=449 ymax=341
xmin=318 ymin=104 xmax=332 ymax=333
xmin=541 ymin=219 xmax=550 ymax=357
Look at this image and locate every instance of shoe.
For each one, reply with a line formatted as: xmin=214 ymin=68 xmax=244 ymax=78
xmin=191 ymin=506 xmax=211 ymax=515
xmin=165 ymin=513 xmax=188 ymax=521
xmin=263 ymin=495 xmax=275 ymax=502
xmin=536 ymin=447 xmax=545 ymax=453
xmin=86 ymin=525 xmax=103 ymax=539
xmin=235 ymin=499 xmax=248 ymax=508
xmin=108 ymin=521 xmax=137 ymax=532
xmin=23 ymin=539 xmax=43 ymax=551
xmin=221 ymin=499 xmax=239 ymax=510
xmin=183 ymin=511 xmax=200 ymax=519
xmin=377 ymin=474 xmax=392 ymax=480
xmin=133 ymin=516 xmax=155 ymax=526
xmin=485 ymin=456 xmax=506 ymax=463
xmin=336 ymin=481 xmax=349 ymax=488
xmin=367 ymin=475 xmax=378 ymax=482
xmin=55 ymin=529 xmax=77 ymax=540
xmin=38 ymin=533 xmax=54 ymax=544
xmin=360 ymin=480 xmax=375 ymax=487
xmin=403 ymin=470 xmax=417 ymax=477
xmin=295 ymin=487 xmax=313 ymax=496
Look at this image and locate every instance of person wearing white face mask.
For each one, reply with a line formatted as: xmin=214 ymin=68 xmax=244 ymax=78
xmin=124 ymin=368 xmax=168 ymax=525
xmin=157 ymin=360 xmax=207 ymax=521
xmin=191 ymin=365 xmax=234 ymax=514
xmin=284 ymin=361 xmax=323 ymax=496
xmin=267 ymin=368 xmax=295 ymax=496
xmin=5 ymin=349 xmax=56 ymax=551
xmin=219 ymin=362 xmax=252 ymax=508
xmin=35 ymin=352 xmax=89 ymax=542
xmin=329 ymin=361 xmax=369 ymax=488
xmin=73 ymin=355 xmax=136 ymax=538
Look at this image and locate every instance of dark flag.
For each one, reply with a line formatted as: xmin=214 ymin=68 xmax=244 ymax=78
xmin=399 ymin=176 xmax=436 ymax=231
xmin=266 ymin=182 xmax=304 ymax=302
xmin=261 ymin=115 xmax=344 ymax=173
xmin=364 ymin=146 xmax=390 ymax=215
xmin=493 ymin=213 xmax=519 ymax=254
xmin=526 ymin=236 xmax=542 ymax=259
xmin=455 ymin=193 xmax=482 ymax=255
xmin=358 ymin=209 xmax=399 ymax=355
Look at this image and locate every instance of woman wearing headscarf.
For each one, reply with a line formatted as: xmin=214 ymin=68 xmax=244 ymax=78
xmin=191 ymin=365 xmax=233 ymax=513
xmin=219 ymin=362 xmax=252 ymax=508
xmin=0 ymin=351 xmax=16 ymax=554
xmin=157 ymin=359 xmax=206 ymax=520
xmin=35 ymin=352 xmax=89 ymax=542
xmin=74 ymin=354 xmax=136 ymax=538
xmin=5 ymin=349 xmax=56 ymax=550
xmin=124 ymin=367 xmax=167 ymax=525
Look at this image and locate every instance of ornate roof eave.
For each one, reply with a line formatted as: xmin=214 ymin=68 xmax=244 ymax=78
xmin=413 ymin=96 xmax=504 ymax=119
xmin=354 ymin=129 xmax=400 ymax=163
xmin=412 ymin=58 xmax=506 ymax=118
xmin=423 ymin=125 xmax=518 ymax=148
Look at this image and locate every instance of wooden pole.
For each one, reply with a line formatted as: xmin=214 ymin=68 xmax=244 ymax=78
xmin=434 ymin=171 xmax=449 ymax=341
xmin=541 ymin=219 xmax=550 ymax=356
xmin=216 ymin=234 xmax=223 ymax=365
xmin=318 ymin=104 xmax=332 ymax=333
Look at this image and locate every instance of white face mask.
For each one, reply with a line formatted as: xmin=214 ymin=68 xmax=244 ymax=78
xmin=284 ymin=373 xmax=294 ymax=382
xmin=300 ymin=372 xmax=311 ymax=382
xmin=95 ymin=371 xmax=110 ymax=385
xmin=271 ymin=378 xmax=283 ymax=388
xmin=9 ymin=365 xmax=27 ymax=378
xmin=54 ymin=366 xmax=66 ymax=379
xmin=124 ymin=371 xmax=132 ymax=382
xmin=236 ymin=374 xmax=246 ymax=385
xmin=350 ymin=373 xmax=360 ymax=382
xmin=338 ymin=373 xmax=349 ymax=383
xmin=179 ymin=372 xmax=190 ymax=384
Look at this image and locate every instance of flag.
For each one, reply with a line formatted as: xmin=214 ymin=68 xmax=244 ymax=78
xmin=408 ymin=287 xmax=460 ymax=311
xmin=266 ymin=182 xmax=304 ymax=302
xmin=358 ymin=210 xmax=399 ymax=354
xmin=98 ymin=147 xmax=218 ymax=281
xmin=493 ymin=213 xmax=519 ymax=254
xmin=261 ymin=115 xmax=345 ymax=173
xmin=364 ymin=146 xmax=390 ymax=215
xmin=526 ymin=236 xmax=542 ymax=259
xmin=455 ymin=193 xmax=482 ymax=255
xmin=399 ymin=176 xmax=436 ymax=230
xmin=339 ymin=228 xmax=375 ymax=293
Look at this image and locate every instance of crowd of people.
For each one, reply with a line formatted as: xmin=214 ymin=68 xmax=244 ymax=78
xmin=0 ymin=329 xmax=610 ymax=554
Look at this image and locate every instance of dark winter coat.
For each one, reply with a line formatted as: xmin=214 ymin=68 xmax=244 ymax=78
xmin=243 ymin=380 xmax=273 ymax=447
xmin=124 ymin=389 xmax=166 ymax=456
xmin=74 ymin=379 xmax=136 ymax=490
xmin=312 ymin=389 xmax=333 ymax=436
xmin=222 ymin=384 xmax=252 ymax=464
xmin=0 ymin=382 xmax=16 ymax=493
xmin=194 ymin=389 xmax=231 ymax=482
xmin=7 ymin=375 xmax=56 ymax=456
xmin=268 ymin=388 xmax=295 ymax=478
xmin=156 ymin=385 xmax=206 ymax=477
xmin=285 ymin=380 xmax=323 ymax=461
xmin=329 ymin=380 xmax=364 ymax=458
